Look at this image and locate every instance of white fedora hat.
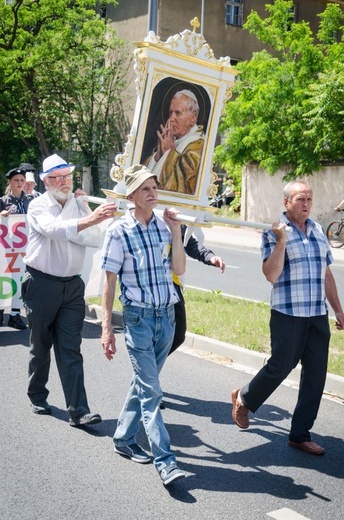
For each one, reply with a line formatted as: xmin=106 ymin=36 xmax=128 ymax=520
xmin=39 ymin=154 xmax=75 ymax=180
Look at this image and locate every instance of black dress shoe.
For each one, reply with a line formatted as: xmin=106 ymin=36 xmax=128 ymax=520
xmin=69 ymin=413 xmax=102 ymax=427
xmin=8 ymin=314 xmax=27 ymax=330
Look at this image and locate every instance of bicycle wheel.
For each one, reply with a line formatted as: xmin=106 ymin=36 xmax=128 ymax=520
xmin=326 ymin=221 xmax=344 ymax=248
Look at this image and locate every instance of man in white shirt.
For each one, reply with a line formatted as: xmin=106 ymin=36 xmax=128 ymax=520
xmin=22 ymin=154 xmax=117 ymax=427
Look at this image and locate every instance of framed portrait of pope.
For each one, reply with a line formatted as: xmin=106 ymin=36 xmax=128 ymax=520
xmin=108 ymin=25 xmax=237 ymax=215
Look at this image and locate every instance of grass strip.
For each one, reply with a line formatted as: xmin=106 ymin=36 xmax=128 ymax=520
xmin=87 ymin=287 xmax=344 ymax=378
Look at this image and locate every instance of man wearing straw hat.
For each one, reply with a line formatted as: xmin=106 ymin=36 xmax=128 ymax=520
xmin=22 ymin=153 xmax=117 ymax=427
xmin=100 ymin=164 xmax=187 ymax=486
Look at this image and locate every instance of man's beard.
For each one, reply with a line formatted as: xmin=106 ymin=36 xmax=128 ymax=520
xmin=48 ymin=185 xmax=72 ymax=203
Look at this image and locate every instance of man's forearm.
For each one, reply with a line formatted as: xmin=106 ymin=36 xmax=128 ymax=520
xmin=171 ymin=229 xmax=186 ymax=276
xmin=325 ymin=267 xmax=344 ymax=315
xmin=263 ymin=239 xmax=286 ymax=283
xmin=101 ymin=272 xmax=117 ymax=330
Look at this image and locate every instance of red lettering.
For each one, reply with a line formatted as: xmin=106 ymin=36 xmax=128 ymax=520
xmin=0 ymin=224 xmax=10 ymax=249
xmin=4 ymin=252 xmax=21 ymax=273
xmin=12 ymin=221 xmax=28 ymax=248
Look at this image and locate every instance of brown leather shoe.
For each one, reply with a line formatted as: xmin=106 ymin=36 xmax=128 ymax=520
xmin=288 ymin=441 xmax=325 ymax=455
xmin=231 ymin=388 xmax=249 ymax=429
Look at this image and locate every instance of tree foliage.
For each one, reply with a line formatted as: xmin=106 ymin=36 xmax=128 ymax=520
xmin=0 ymin=0 xmax=130 ymax=194
xmin=215 ymin=0 xmax=344 ymax=179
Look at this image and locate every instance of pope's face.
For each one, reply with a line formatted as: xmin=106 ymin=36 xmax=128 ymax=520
xmin=168 ymin=95 xmax=197 ymax=139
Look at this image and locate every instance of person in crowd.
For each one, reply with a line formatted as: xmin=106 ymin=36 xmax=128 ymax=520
xmin=21 ymin=153 xmax=117 ymax=426
xmin=158 ymin=227 xmax=225 ymax=409
xmin=231 ymin=180 xmax=344 ymax=455
xmin=144 ymin=89 xmax=204 ymax=195
xmin=100 ymin=164 xmax=187 ymax=486
xmin=20 ymin=163 xmax=41 ymax=201
xmin=169 ymin=226 xmax=225 ymax=355
xmin=222 ymin=177 xmax=235 ymax=211
xmin=0 ymin=167 xmax=30 ymax=329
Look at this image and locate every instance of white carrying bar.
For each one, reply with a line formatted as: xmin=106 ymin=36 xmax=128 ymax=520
xmin=81 ymin=196 xmax=291 ymax=232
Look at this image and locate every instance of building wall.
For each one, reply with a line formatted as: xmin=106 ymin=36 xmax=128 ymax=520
xmin=242 ymin=164 xmax=344 ymax=230
xmin=107 ymin=0 xmax=343 ymax=121
xmin=109 ymin=1 xmax=343 ymax=64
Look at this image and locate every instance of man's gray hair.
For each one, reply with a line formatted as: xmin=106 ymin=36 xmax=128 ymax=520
xmin=173 ymin=89 xmax=200 ymax=116
xmin=283 ymin=180 xmax=311 ymax=200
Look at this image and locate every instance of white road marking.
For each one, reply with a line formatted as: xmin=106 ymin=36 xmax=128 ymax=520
xmin=267 ymin=508 xmax=311 ymax=519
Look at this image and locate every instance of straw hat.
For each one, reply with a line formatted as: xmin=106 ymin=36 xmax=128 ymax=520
xmin=124 ymin=164 xmax=158 ymax=196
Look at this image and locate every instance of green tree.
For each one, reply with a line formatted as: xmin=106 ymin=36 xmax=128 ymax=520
xmin=0 ymin=0 xmax=130 ymax=194
xmin=215 ymin=0 xmax=344 ymax=179
xmin=304 ymin=5 xmax=344 ymax=162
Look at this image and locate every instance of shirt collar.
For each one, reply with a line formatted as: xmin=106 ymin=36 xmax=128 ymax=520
xmin=125 ymin=208 xmax=157 ymax=229
xmin=281 ymin=211 xmax=315 ymax=230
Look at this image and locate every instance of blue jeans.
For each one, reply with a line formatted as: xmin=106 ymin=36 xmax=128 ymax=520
xmin=114 ymin=305 xmax=176 ymax=472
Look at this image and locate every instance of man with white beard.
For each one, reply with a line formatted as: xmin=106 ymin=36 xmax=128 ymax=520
xmin=22 ymin=154 xmax=117 ymax=427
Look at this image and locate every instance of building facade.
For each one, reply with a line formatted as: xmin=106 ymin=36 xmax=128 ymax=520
xmin=107 ymin=0 xmax=343 ymax=64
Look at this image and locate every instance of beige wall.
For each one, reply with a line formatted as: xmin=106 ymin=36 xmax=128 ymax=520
xmin=242 ymin=164 xmax=344 ymax=229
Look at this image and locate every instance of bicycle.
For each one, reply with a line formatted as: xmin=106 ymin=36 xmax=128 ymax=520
xmin=326 ymin=209 xmax=344 ymax=248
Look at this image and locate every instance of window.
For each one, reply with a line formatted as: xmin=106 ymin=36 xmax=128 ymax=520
xmin=286 ymin=5 xmax=296 ymax=30
xmin=99 ymin=7 xmax=107 ymax=19
xmin=226 ymin=0 xmax=243 ymax=27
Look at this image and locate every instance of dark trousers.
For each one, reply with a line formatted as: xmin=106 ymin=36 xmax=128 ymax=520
xmin=22 ymin=267 xmax=90 ymax=420
xmin=168 ymin=284 xmax=186 ymax=355
xmin=241 ymin=310 xmax=330 ymax=442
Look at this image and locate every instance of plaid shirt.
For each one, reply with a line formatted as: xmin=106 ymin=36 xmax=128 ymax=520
xmin=100 ymin=209 xmax=178 ymax=308
xmin=261 ymin=213 xmax=333 ymax=317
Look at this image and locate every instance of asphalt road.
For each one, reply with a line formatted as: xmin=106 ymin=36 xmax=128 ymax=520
xmin=1 ymin=321 xmax=343 ymax=520
xmin=184 ymin=242 xmax=344 ymax=316
xmin=185 ymin=245 xmax=271 ymax=302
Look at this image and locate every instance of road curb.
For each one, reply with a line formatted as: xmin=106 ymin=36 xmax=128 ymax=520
xmin=86 ymin=303 xmax=344 ymax=400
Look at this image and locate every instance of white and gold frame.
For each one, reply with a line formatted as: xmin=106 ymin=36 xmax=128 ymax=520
xmin=104 ymin=20 xmax=238 ymax=223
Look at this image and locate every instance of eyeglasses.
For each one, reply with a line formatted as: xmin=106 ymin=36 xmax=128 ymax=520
xmin=48 ymin=174 xmax=73 ymax=181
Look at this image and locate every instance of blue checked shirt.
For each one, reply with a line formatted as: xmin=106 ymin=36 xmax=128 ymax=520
xmin=100 ymin=209 xmax=179 ymax=308
xmin=261 ymin=213 xmax=333 ymax=317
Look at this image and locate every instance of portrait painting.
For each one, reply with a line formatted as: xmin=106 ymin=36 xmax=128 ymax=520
xmin=140 ymin=77 xmax=211 ymax=196
xmin=108 ymin=27 xmax=237 ymax=214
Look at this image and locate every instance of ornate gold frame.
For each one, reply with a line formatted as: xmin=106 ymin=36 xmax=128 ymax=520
xmin=106 ymin=20 xmax=238 ymax=224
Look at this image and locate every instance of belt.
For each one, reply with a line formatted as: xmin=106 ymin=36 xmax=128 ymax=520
xmin=123 ymin=305 xmax=173 ymax=317
xmin=26 ymin=266 xmax=79 ymax=283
